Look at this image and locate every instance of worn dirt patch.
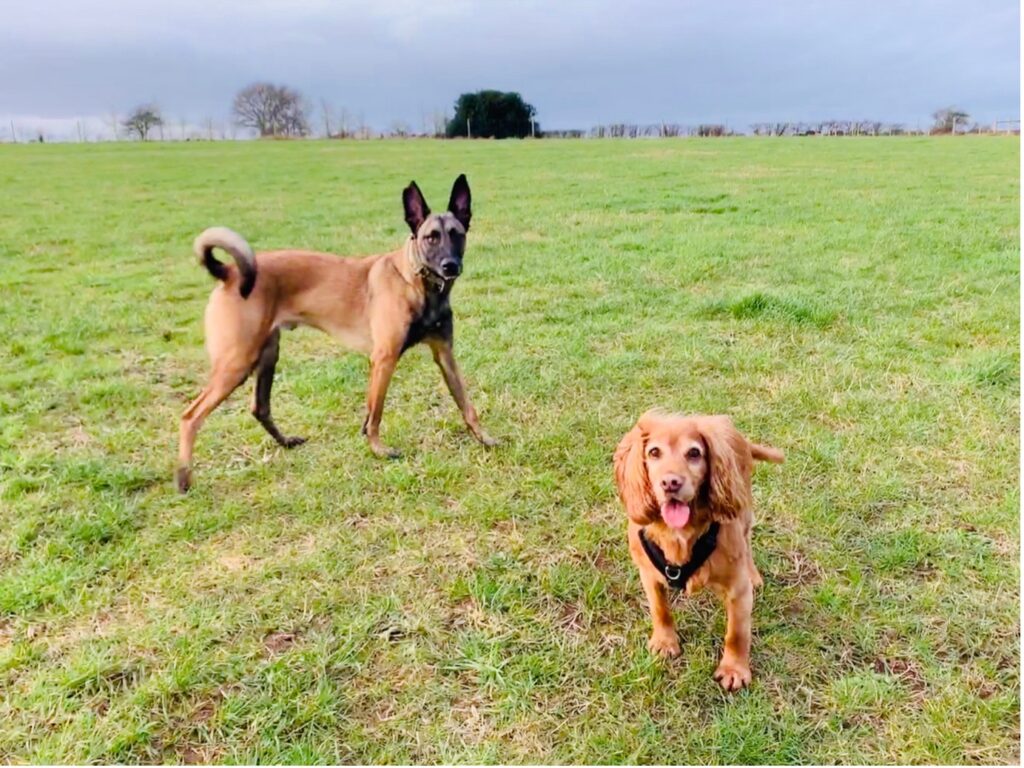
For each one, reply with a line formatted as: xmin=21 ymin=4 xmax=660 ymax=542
xmin=773 ymin=549 xmax=824 ymax=586
xmin=217 ymin=554 xmax=252 ymax=572
xmin=874 ymin=657 xmax=927 ymax=696
xmin=263 ymin=631 xmax=297 ymax=654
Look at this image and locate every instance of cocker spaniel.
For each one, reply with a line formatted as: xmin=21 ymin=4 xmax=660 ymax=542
xmin=614 ymin=410 xmax=783 ymax=690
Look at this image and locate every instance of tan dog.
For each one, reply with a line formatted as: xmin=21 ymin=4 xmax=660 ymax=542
xmin=614 ymin=411 xmax=783 ymax=690
xmin=177 ymin=175 xmax=496 ymax=492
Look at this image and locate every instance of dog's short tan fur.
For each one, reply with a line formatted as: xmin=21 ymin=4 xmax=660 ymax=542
xmin=177 ymin=175 xmax=495 ymax=492
xmin=614 ymin=411 xmax=783 ymax=690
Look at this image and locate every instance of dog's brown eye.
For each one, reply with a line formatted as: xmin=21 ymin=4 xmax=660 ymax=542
xmin=686 ymin=447 xmax=702 ymax=461
xmin=647 ymin=446 xmax=661 ymax=459
xmin=425 ymin=231 xmax=440 ymax=242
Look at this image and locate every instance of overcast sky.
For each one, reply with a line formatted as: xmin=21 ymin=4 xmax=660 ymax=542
xmin=1 ymin=0 xmax=1019 ymax=138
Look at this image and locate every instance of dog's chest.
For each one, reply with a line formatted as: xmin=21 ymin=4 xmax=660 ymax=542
xmin=651 ymin=523 xmax=730 ymax=591
xmin=402 ymin=291 xmax=453 ymax=352
xmin=659 ymin=530 xmax=696 ymax=565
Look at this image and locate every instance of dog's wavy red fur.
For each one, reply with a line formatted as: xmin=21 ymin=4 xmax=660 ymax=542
xmin=613 ymin=410 xmax=783 ymax=691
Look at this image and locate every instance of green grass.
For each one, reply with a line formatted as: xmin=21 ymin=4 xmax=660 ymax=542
xmin=0 ymin=136 xmax=1018 ymax=764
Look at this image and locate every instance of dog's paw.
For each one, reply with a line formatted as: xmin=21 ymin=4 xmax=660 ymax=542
xmin=282 ymin=436 xmax=307 ymax=449
xmin=176 ymin=466 xmax=192 ymax=494
xmin=370 ymin=443 xmax=401 ymax=459
xmin=477 ymin=432 xmax=499 ymax=448
xmin=750 ymin=569 xmax=764 ymax=590
xmin=648 ymin=632 xmax=681 ymax=659
xmin=713 ymin=659 xmax=752 ymax=691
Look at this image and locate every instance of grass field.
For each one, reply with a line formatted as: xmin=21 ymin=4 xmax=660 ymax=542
xmin=0 ymin=136 xmax=1019 ymax=764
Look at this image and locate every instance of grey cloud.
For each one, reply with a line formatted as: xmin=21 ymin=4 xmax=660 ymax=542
xmin=1 ymin=0 xmax=1017 ymax=134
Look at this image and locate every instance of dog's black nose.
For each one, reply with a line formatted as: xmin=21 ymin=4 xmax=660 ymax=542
xmin=661 ymin=475 xmax=683 ymax=492
xmin=440 ymin=259 xmax=461 ymax=277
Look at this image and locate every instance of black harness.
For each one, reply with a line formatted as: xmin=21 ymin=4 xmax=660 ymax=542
xmin=638 ymin=522 xmax=720 ymax=590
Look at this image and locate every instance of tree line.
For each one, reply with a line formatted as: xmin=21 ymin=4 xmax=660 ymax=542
xmin=100 ymin=85 xmax=538 ymax=142
xmin=8 ymin=85 xmax=1013 ymax=143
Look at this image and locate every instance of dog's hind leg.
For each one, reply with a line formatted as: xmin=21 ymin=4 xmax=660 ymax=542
xmin=250 ymin=329 xmax=306 ymax=449
xmin=177 ymin=361 xmax=251 ymax=492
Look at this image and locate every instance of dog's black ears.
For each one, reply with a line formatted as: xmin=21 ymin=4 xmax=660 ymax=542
xmin=403 ymin=181 xmax=430 ymax=234
xmin=447 ymin=174 xmax=472 ymax=231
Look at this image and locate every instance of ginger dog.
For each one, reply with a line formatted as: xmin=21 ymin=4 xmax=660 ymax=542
xmin=614 ymin=411 xmax=783 ymax=690
xmin=177 ymin=175 xmax=496 ymax=492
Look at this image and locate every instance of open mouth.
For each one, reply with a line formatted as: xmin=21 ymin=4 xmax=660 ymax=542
xmin=661 ymin=498 xmax=691 ymax=529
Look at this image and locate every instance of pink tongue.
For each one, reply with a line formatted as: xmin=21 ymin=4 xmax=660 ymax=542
xmin=662 ymin=500 xmax=691 ymax=529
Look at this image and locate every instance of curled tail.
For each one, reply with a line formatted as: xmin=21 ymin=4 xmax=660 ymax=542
xmin=750 ymin=442 xmax=785 ymax=464
xmin=193 ymin=226 xmax=257 ymax=298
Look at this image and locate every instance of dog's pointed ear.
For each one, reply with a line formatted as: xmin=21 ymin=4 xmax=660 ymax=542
xmin=403 ymin=181 xmax=430 ymax=234
xmin=614 ymin=414 xmax=658 ymax=525
xmin=447 ymin=174 xmax=471 ymax=231
xmin=699 ymin=416 xmax=753 ymax=521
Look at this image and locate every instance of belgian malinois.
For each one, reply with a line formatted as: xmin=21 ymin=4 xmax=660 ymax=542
xmin=176 ymin=175 xmax=496 ymax=492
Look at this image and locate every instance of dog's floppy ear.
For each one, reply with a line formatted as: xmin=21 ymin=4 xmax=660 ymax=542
xmin=699 ymin=416 xmax=753 ymax=521
xmin=403 ymin=181 xmax=431 ymax=234
xmin=614 ymin=414 xmax=658 ymax=525
xmin=447 ymin=174 xmax=472 ymax=231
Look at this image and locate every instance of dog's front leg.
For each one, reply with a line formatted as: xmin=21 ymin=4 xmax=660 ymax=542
xmin=713 ymin=579 xmax=753 ymax=691
xmin=428 ymin=339 xmax=497 ymax=447
xmin=639 ymin=566 xmax=680 ymax=658
xmin=362 ymin=348 xmax=400 ymax=458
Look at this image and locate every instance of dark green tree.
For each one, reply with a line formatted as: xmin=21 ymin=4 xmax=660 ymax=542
xmin=446 ymin=90 xmax=537 ymax=139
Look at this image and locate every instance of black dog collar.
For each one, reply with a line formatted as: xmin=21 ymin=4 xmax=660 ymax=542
xmin=638 ymin=522 xmax=720 ymax=590
xmin=407 ymin=237 xmax=451 ymax=292
xmin=417 ymin=265 xmax=450 ymax=292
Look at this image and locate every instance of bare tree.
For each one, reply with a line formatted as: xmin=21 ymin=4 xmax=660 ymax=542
xmin=389 ymin=120 xmax=412 ymax=138
xmin=354 ymin=113 xmax=373 ymax=139
xmin=107 ymin=111 xmax=121 ymax=141
xmin=122 ymin=104 xmax=163 ymax=141
xmin=931 ymin=106 xmax=969 ymax=134
xmin=429 ymin=108 xmax=449 ymax=138
xmin=417 ymin=107 xmax=447 ymax=137
xmin=697 ymin=124 xmax=726 ymax=137
xmin=317 ymin=101 xmax=351 ymax=138
xmin=336 ymin=107 xmax=352 ymax=138
xmin=319 ymin=98 xmax=334 ymax=137
xmin=232 ymin=82 xmax=310 ymax=137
